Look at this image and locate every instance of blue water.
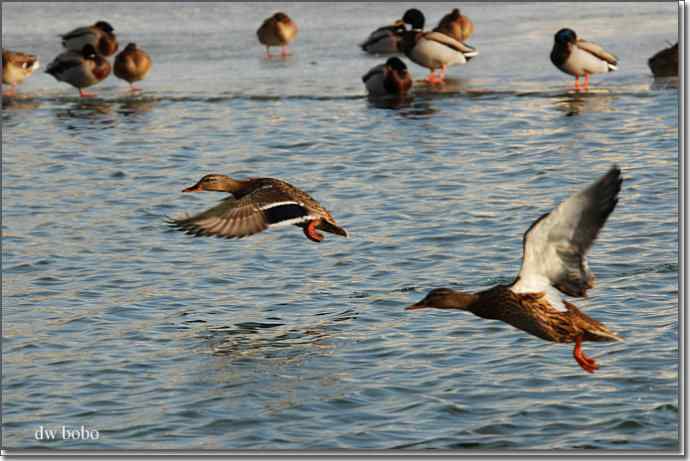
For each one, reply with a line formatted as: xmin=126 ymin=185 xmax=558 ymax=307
xmin=2 ymin=2 xmax=679 ymax=451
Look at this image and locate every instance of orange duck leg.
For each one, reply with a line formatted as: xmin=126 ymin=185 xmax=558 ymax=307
xmin=303 ymin=220 xmax=324 ymax=242
xmin=573 ymin=335 xmax=599 ymax=373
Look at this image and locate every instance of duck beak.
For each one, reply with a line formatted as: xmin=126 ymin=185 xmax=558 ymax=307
xmin=182 ymin=182 xmax=203 ymax=192
xmin=405 ymin=300 xmax=430 ymax=311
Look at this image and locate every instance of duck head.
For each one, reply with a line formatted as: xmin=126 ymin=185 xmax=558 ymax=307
xmin=385 ymin=56 xmax=407 ymax=74
xmin=448 ymin=8 xmax=461 ymax=20
xmin=123 ymin=42 xmax=138 ymax=52
xmin=81 ymin=44 xmax=98 ymax=58
xmin=94 ymin=21 xmax=115 ymax=33
xmin=273 ymin=12 xmax=290 ymax=22
xmin=554 ymin=28 xmax=577 ymax=45
xmin=406 ymin=288 xmax=476 ymax=311
xmin=402 ymin=8 xmax=425 ymax=31
xmin=182 ymin=174 xmax=245 ymax=193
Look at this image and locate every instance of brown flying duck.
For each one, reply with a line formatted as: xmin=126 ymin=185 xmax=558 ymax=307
xmin=407 ymin=166 xmax=623 ymax=374
xmin=257 ymin=12 xmax=298 ymax=58
xmin=169 ymin=175 xmax=349 ymax=242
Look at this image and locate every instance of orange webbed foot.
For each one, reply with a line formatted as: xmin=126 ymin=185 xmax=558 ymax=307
xmin=573 ymin=335 xmax=599 ymax=374
xmin=303 ymin=220 xmax=324 ymax=243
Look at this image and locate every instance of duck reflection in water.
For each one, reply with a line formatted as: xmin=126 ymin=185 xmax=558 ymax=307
xmin=556 ymin=91 xmax=615 ymax=116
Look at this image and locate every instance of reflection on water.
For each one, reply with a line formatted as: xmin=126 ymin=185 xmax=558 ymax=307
xmin=650 ymin=77 xmax=679 ymax=91
xmin=555 ymin=92 xmax=616 ymax=116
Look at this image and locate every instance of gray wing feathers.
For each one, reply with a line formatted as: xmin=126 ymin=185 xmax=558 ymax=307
xmin=517 ymin=166 xmax=622 ymax=298
xmin=576 ymin=39 xmax=618 ymax=65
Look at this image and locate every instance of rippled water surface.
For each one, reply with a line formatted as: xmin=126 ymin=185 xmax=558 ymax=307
xmin=2 ymin=2 xmax=680 ymax=451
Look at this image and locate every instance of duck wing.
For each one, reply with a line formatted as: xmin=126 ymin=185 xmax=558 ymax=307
xmin=511 ymin=166 xmax=622 ymax=301
xmin=169 ymin=183 xmax=320 ymax=239
xmin=576 ymin=39 xmax=618 ymax=65
xmin=424 ymin=31 xmax=477 ymax=54
xmin=362 ymin=63 xmax=385 ymax=83
xmin=45 ymin=51 xmax=83 ymax=77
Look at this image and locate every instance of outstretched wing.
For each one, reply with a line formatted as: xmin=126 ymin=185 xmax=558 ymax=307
xmin=168 ymin=185 xmax=318 ymax=239
xmin=576 ymin=39 xmax=618 ymax=65
xmin=511 ymin=166 xmax=622 ymax=302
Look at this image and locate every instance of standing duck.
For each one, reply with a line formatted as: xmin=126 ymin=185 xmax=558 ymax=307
xmin=360 ymin=20 xmax=406 ymax=55
xmin=550 ymin=28 xmax=618 ymax=91
xmin=648 ymin=42 xmax=678 ymax=78
xmin=2 ymin=50 xmax=39 ymax=96
xmin=46 ymin=44 xmax=111 ymax=97
xmin=433 ymin=8 xmax=474 ymax=43
xmin=362 ymin=57 xmax=412 ymax=97
xmin=61 ymin=20 xmax=119 ymax=57
xmin=407 ymin=166 xmax=623 ymax=374
xmin=398 ymin=8 xmax=478 ymax=84
xmin=168 ymin=175 xmax=349 ymax=243
xmin=257 ymin=12 xmax=298 ymax=58
xmin=114 ymin=43 xmax=152 ymax=91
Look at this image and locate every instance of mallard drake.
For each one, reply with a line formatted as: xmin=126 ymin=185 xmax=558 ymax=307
xmin=362 ymin=57 xmax=412 ymax=97
xmin=550 ymin=28 xmax=618 ymax=91
xmin=648 ymin=42 xmax=678 ymax=78
xmin=114 ymin=43 xmax=152 ymax=91
xmin=169 ymin=175 xmax=349 ymax=243
xmin=407 ymin=166 xmax=623 ymax=374
xmin=433 ymin=8 xmax=474 ymax=43
xmin=360 ymin=20 xmax=406 ymax=54
xmin=46 ymin=44 xmax=111 ymax=97
xmin=398 ymin=8 xmax=478 ymax=84
xmin=257 ymin=12 xmax=298 ymax=58
xmin=2 ymin=49 xmax=39 ymax=96
xmin=61 ymin=20 xmax=119 ymax=57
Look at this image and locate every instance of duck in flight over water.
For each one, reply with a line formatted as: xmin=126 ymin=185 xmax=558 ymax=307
xmin=407 ymin=166 xmax=623 ymax=374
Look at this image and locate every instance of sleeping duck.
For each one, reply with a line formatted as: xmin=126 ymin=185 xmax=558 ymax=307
xmin=433 ymin=8 xmax=474 ymax=43
xmin=257 ymin=12 xmax=299 ymax=58
xmin=360 ymin=19 xmax=406 ymax=55
xmin=114 ymin=43 xmax=152 ymax=91
xmin=408 ymin=166 xmax=623 ymax=374
xmin=398 ymin=8 xmax=478 ymax=84
xmin=46 ymin=44 xmax=111 ymax=97
xmin=169 ymin=175 xmax=349 ymax=243
xmin=61 ymin=20 xmax=119 ymax=57
xmin=2 ymin=49 xmax=39 ymax=96
xmin=362 ymin=57 xmax=412 ymax=97
xmin=550 ymin=28 xmax=618 ymax=91
xmin=648 ymin=42 xmax=678 ymax=78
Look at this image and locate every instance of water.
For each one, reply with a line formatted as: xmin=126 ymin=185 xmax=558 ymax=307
xmin=2 ymin=2 xmax=679 ymax=451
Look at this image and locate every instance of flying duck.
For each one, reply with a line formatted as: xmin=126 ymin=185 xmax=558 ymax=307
xmin=550 ymin=28 xmax=618 ymax=91
xmin=648 ymin=42 xmax=678 ymax=78
xmin=61 ymin=20 xmax=119 ymax=57
xmin=398 ymin=8 xmax=478 ymax=84
xmin=360 ymin=20 xmax=406 ymax=55
xmin=168 ymin=175 xmax=349 ymax=243
xmin=362 ymin=57 xmax=412 ymax=97
xmin=114 ymin=43 xmax=152 ymax=91
xmin=257 ymin=12 xmax=299 ymax=58
xmin=407 ymin=166 xmax=623 ymax=374
xmin=433 ymin=8 xmax=474 ymax=43
xmin=2 ymin=49 xmax=39 ymax=96
xmin=46 ymin=44 xmax=111 ymax=97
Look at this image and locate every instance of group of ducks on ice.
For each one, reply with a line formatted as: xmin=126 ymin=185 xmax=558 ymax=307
xmin=1 ymin=10 xmax=677 ymax=375
xmin=2 ymin=7 xmax=678 ymax=99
